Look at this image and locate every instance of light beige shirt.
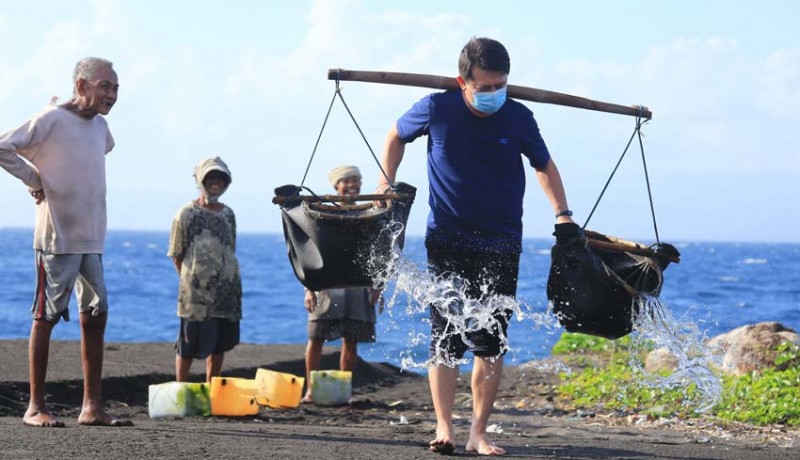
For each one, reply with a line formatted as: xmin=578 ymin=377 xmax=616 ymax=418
xmin=0 ymin=105 xmax=114 ymax=254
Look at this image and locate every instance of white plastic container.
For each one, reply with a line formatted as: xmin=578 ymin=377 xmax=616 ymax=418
xmin=148 ymin=382 xmax=211 ymax=418
xmin=310 ymin=370 xmax=352 ymax=406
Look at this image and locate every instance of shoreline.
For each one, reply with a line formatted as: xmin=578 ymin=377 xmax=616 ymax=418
xmin=1 ymin=339 xmax=798 ymax=459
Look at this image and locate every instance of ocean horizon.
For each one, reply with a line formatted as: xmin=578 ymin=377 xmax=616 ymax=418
xmin=1 ymin=227 xmax=798 ymax=369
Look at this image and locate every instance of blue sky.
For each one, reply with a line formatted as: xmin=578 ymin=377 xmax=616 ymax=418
xmin=1 ymin=0 xmax=798 ymax=243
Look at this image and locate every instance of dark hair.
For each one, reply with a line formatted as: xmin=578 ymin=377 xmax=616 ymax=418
xmin=458 ymin=37 xmax=510 ymax=80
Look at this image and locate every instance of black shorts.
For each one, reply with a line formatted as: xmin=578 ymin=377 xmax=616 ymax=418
xmin=175 ymin=318 xmax=240 ymax=359
xmin=426 ymin=239 xmax=520 ymax=361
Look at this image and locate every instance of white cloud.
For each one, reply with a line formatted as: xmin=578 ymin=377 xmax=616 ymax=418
xmin=224 ymin=0 xmax=471 ymax=103
xmin=534 ymin=36 xmax=799 ymax=176
xmin=2 ymin=0 xmax=798 ymax=240
xmin=756 ymin=47 xmax=800 ymax=116
xmin=89 ymin=0 xmax=128 ymax=38
xmin=0 ymin=0 xmax=129 ymax=108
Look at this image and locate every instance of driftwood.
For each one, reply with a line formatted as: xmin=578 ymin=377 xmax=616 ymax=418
xmin=328 ymin=68 xmax=651 ymax=119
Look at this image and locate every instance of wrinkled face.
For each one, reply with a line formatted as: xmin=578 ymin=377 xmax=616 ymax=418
xmin=335 ymin=175 xmax=362 ymax=196
xmin=202 ymin=170 xmax=230 ymax=196
xmin=79 ymin=65 xmax=119 ymax=116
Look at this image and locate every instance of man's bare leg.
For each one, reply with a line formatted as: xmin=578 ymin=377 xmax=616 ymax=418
xmin=205 ymin=353 xmax=224 ymax=382
xmin=302 ymin=339 xmax=323 ymax=402
xmin=465 ymin=356 xmax=505 ymax=456
xmin=23 ymin=319 xmax=63 ymax=427
xmin=76 ymin=312 xmax=132 ymax=426
xmin=176 ymin=355 xmax=192 ymax=382
xmin=340 ymin=338 xmax=358 ymax=372
xmin=428 ymin=364 xmax=459 ymax=454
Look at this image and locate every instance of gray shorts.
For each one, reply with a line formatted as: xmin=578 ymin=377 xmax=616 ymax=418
xmin=31 ymin=251 xmax=108 ymax=322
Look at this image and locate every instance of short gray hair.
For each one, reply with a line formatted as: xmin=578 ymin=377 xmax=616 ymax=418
xmin=72 ymin=57 xmax=114 ymax=84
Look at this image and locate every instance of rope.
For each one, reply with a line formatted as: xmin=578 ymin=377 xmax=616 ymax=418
xmin=334 ymin=88 xmax=393 ymax=187
xmin=299 ymin=71 xmax=393 ymax=190
xmin=583 ymin=108 xmax=661 ymax=244
xmin=636 ymin=115 xmax=661 ymax=245
xmin=582 ymin=125 xmax=638 ymax=228
xmin=300 ymin=90 xmax=338 ymax=187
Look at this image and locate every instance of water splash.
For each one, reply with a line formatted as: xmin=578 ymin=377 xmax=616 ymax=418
xmin=371 ymin=221 xmax=722 ymax=413
xmin=628 ymin=295 xmax=723 ymax=412
xmin=370 ymin=222 xmax=561 ymax=371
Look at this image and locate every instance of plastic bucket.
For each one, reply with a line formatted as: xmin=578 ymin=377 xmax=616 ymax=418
xmin=148 ymin=381 xmax=211 ymax=418
xmin=255 ymin=368 xmax=304 ymax=409
xmin=209 ymin=377 xmax=259 ymax=416
xmin=310 ymin=370 xmax=352 ymax=406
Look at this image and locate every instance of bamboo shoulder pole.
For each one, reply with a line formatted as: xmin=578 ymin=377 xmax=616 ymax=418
xmin=328 ymin=68 xmax=651 ymax=119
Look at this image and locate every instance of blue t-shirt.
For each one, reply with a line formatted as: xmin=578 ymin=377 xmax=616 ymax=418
xmin=396 ymin=89 xmax=551 ymax=252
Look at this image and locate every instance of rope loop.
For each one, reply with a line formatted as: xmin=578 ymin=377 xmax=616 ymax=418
xmin=583 ymin=114 xmax=661 ymax=244
xmin=299 ymin=81 xmax=392 ymax=188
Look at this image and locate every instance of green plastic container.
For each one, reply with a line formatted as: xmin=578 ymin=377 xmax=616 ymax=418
xmin=148 ymin=382 xmax=211 ymax=418
xmin=310 ymin=370 xmax=352 ymax=406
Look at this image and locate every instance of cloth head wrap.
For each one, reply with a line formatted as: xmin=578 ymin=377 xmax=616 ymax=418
xmin=193 ymin=156 xmax=232 ymax=203
xmin=327 ymin=165 xmax=361 ymax=187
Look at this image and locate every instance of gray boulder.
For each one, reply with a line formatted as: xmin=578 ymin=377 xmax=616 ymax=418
xmin=645 ymin=322 xmax=799 ymax=375
xmin=706 ymin=322 xmax=799 ymax=375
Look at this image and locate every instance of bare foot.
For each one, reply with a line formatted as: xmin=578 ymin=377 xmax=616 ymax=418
xmin=78 ymin=409 xmax=133 ymax=427
xmin=300 ymin=394 xmax=313 ymax=404
xmin=429 ymin=424 xmax=456 ymax=455
xmin=466 ymin=434 xmax=505 ymax=456
xmin=23 ymin=410 xmax=65 ymax=428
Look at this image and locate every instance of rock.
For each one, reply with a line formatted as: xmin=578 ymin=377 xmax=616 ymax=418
xmin=645 ymin=347 xmax=679 ymax=373
xmin=644 ymin=322 xmax=799 ymax=376
xmin=705 ymin=322 xmax=799 ymax=375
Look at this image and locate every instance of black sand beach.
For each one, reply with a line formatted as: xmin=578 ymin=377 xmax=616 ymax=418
xmin=0 ymin=339 xmax=797 ymax=459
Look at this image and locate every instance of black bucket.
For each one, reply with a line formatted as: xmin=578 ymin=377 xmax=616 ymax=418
xmin=274 ymin=182 xmax=416 ymax=291
xmin=546 ymin=229 xmax=679 ymax=339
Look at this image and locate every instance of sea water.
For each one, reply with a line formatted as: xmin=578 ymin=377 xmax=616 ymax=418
xmin=1 ymin=228 xmax=799 ymax=381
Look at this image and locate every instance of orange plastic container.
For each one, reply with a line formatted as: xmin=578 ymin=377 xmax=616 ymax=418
xmin=209 ymin=377 xmax=259 ymax=416
xmin=255 ymin=368 xmax=304 ymax=409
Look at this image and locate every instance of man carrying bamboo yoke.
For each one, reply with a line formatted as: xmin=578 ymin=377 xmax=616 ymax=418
xmin=376 ymin=37 xmax=575 ymax=456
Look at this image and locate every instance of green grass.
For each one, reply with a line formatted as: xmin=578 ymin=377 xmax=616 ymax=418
xmin=553 ymin=333 xmax=800 ymax=426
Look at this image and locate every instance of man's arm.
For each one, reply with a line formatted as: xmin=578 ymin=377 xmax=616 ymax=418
xmin=374 ymin=124 xmax=407 ymax=208
xmin=303 ymin=289 xmax=318 ymax=313
xmin=535 ymin=158 xmax=575 ymax=224
xmin=0 ymin=121 xmax=44 ymax=191
xmin=377 ymin=124 xmax=406 ymax=193
xmin=0 ymin=145 xmax=44 ymax=193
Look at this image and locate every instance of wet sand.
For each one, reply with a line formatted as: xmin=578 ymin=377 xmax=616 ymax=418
xmin=0 ymin=339 xmax=797 ymax=459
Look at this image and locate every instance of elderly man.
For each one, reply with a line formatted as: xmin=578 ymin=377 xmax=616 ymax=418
xmin=0 ymin=57 xmax=132 ymax=427
xmin=377 ymin=37 xmax=574 ymax=455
